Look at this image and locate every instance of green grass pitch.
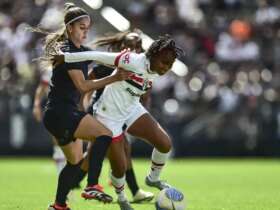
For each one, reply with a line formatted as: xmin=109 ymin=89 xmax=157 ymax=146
xmin=0 ymin=158 xmax=279 ymax=210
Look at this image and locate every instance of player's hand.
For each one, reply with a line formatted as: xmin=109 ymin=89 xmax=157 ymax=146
xmin=33 ymin=105 xmax=42 ymax=122
xmin=121 ymin=48 xmax=130 ymax=53
xmin=113 ymin=67 xmax=133 ymax=81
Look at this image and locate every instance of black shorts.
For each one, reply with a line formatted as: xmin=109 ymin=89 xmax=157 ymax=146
xmin=43 ymin=105 xmax=87 ymax=146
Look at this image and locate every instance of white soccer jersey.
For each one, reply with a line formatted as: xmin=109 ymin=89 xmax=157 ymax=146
xmin=65 ymin=51 xmax=160 ymax=136
xmin=93 ymin=52 xmax=158 ymax=121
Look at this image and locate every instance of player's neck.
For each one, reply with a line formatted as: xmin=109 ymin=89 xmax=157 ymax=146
xmin=70 ymin=38 xmax=81 ymax=48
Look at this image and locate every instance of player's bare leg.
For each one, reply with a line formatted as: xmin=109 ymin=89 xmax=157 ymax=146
xmin=107 ymin=139 xmax=134 ymax=210
xmin=127 ymin=113 xmax=172 ymax=190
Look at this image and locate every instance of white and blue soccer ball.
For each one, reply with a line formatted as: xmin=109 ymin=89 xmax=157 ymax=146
xmin=155 ymin=188 xmax=186 ymax=210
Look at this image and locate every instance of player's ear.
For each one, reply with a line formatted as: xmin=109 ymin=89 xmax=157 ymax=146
xmin=66 ymin=25 xmax=72 ymax=33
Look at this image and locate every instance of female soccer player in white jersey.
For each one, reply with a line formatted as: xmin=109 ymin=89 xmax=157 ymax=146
xmin=56 ymin=35 xmax=184 ymax=210
xmin=88 ymin=30 xmax=154 ymax=204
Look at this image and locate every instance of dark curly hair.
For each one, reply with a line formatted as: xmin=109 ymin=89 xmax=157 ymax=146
xmin=145 ymin=34 xmax=184 ymax=59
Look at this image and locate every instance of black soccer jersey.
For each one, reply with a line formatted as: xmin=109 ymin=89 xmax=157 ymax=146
xmin=91 ymin=64 xmax=114 ymax=104
xmin=47 ymin=39 xmax=92 ymax=108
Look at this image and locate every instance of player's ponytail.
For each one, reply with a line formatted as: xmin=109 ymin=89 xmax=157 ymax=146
xmin=29 ymin=3 xmax=90 ymax=64
xmin=92 ymin=29 xmax=142 ymax=52
xmin=64 ymin=2 xmax=76 ymax=12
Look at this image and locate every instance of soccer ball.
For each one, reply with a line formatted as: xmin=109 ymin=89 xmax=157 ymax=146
xmin=155 ymin=188 xmax=186 ymax=210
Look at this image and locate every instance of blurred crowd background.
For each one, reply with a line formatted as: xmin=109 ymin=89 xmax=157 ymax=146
xmin=1 ymin=0 xmax=280 ymax=157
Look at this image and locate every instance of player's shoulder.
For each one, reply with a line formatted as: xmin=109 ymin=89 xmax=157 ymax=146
xmin=128 ymin=52 xmax=146 ymax=60
xmin=60 ymin=40 xmax=72 ymax=53
xmin=81 ymin=45 xmax=92 ymax=52
xmin=121 ymin=52 xmax=146 ymax=67
xmin=60 ymin=39 xmax=92 ymax=53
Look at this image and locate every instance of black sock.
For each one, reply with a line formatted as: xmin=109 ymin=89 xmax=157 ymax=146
xmin=55 ymin=162 xmax=83 ymax=205
xmin=87 ymin=135 xmax=112 ymax=186
xmin=126 ymin=168 xmax=139 ymax=196
xmin=72 ymin=168 xmax=87 ymax=189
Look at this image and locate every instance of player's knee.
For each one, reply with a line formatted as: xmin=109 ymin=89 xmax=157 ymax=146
xmin=112 ymin=163 xmax=126 ymax=178
xmin=157 ymin=137 xmax=172 ymax=153
xmin=68 ymin=156 xmax=83 ymax=165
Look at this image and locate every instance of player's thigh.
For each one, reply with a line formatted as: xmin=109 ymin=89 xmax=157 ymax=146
xmin=58 ymin=138 xmax=84 ymax=165
xmin=107 ymin=139 xmax=127 ymax=177
xmin=74 ymin=114 xmax=112 ymax=140
xmin=127 ymin=113 xmax=171 ymax=153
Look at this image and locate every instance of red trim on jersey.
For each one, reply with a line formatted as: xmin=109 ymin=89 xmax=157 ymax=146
xmin=112 ymin=133 xmax=124 ymax=143
xmin=130 ymin=74 xmax=144 ymax=84
xmin=114 ymin=51 xmax=128 ymax=67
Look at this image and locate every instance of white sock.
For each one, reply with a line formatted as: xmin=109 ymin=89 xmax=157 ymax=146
xmin=148 ymin=148 xmax=170 ymax=181
xmin=110 ymin=173 xmax=127 ymax=202
xmin=52 ymin=145 xmax=66 ymax=175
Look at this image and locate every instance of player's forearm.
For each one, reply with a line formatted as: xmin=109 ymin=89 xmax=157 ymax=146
xmin=65 ymin=51 xmax=119 ymax=66
xmin=33 ymin=85 xmax=47 ymax=107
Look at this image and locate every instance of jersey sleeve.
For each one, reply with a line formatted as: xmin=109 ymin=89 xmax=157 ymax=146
xmin=64 ymin=51 xmax=142 ymax=74
xmin=60 ymin=44 xmax=87 ymax=71
xmin=114 ymin=52 xmax=141 ymax=73
xmin=64 ymin=51 xmax=118 ymax=66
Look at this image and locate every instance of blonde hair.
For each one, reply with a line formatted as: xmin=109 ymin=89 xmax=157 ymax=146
xmin=30 ymin=3 xmax=90 ymax=64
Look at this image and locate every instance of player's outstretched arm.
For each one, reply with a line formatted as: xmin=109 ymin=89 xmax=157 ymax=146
xmin=64 ymin=51 xmax=119 ymax=65
xmin=60 ymin=50 xmax=140 ymax=73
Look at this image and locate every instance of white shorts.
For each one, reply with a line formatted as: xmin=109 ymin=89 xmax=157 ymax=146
xmin=95 ymin=104 xmax=148 ymax=142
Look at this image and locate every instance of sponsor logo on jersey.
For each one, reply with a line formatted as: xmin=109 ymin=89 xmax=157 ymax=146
xmin=125 ymin=87 xmax=142 ymax=97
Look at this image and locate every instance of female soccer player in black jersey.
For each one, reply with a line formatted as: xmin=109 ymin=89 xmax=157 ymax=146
xmin=34 ymin=3 xmax=131 ymax=210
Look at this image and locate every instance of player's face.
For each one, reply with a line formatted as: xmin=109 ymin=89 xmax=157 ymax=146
xmin=68 ymin=17 xmax=91 ymax=45
xmin=150 ymin=49 xmax=175 ymax=75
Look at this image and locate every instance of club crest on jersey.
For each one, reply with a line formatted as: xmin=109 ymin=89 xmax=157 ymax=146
xmin=122 ymin=53 xmax=130 ymax=64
